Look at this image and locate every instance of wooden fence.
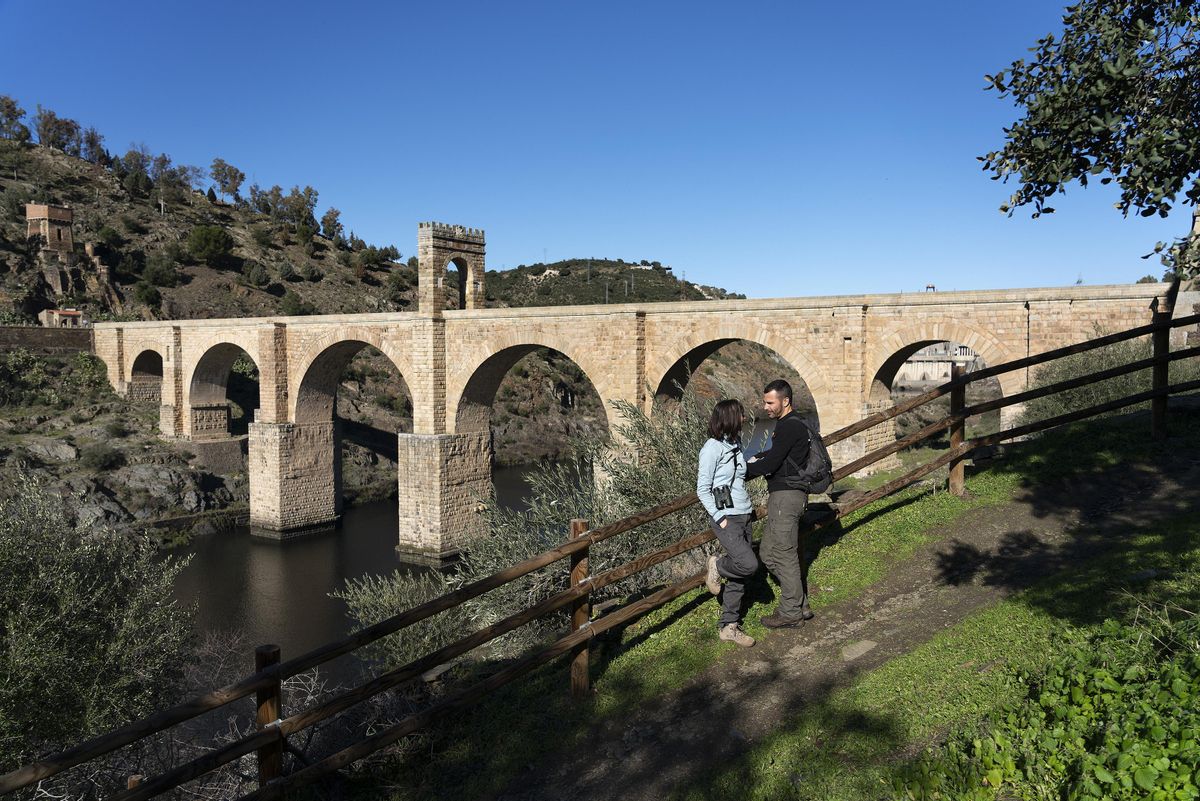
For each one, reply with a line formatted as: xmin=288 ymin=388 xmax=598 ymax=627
xmin=2 ymin=292 xmax=1199 ymax=801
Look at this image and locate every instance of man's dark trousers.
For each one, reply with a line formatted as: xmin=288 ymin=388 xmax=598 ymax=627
xmin=761 ymin=489 xmax=810 ymax=620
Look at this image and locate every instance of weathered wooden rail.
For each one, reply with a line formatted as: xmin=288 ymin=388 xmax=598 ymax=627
xmin=2 ymin=288 xmax=1197 ymax=800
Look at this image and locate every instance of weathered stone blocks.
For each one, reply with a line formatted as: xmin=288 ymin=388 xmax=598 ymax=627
xmin=396 ymin=432 xmax=491 ymax=561
xmin=249 ymin=421 xmax=340 ymax=535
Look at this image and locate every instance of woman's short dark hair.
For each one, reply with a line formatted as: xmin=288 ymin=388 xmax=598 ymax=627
xmin=708 ymin=399 xmax=745 ymax=441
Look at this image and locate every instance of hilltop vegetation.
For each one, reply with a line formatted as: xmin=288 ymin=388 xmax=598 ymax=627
xmin=0 ymin=96 xmax=738 ymax=323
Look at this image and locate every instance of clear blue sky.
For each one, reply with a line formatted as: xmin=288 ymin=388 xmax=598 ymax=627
xmin=0 ymin=0 xmax=1186 ymax=297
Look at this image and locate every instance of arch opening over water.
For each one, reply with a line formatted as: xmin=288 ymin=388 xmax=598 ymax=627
xmin=294 ymin=340 xmax=413 ymax=507
xmin=455 ymin=345 xmax=610 ymax=494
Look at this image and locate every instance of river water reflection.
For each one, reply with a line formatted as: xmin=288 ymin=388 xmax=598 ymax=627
xmin=171 ymin=464 xmax=545 ymax=667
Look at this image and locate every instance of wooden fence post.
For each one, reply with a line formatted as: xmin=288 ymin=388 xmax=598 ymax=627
xmin=949 ymin=365 xmax=966 ymax=497
xmin=568 ymin=519 xmax=591 ymax=700
xmin=1152 ymin=311 xmax=1171 ymax=441
xmin=255 ymin=644 xmax=283 ymax=788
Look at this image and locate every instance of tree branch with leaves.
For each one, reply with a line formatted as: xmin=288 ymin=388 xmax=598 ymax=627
xmin=981 ymin=0 xmax=1200 ymax=277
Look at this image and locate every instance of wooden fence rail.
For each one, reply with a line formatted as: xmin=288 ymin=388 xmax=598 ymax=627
xmin=3 ymin=294 xmax=1197 ymax=800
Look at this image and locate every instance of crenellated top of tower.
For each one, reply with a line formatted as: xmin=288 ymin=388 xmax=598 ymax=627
xmin=418 ymin=221 xmax=486 ymax=244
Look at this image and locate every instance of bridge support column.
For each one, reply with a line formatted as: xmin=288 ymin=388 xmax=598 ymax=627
xmin=248 ymin=421 xmax=342 ymax=537
xmin=826 ymin=402 xmax=901 ymax=477
xmin=396 ymin=432 xmax=491 ymax=563
xmin=1000 ymin=402 xmax=1028 ymax=437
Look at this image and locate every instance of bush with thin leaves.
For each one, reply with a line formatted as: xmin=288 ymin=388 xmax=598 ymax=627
xmin=336 ymin=390 xmax=768 ymax=668
xmin=0 ymin=477 xmax=193 ymax=774
xmin=1020 ymin=331 xmax=1200 ymax=426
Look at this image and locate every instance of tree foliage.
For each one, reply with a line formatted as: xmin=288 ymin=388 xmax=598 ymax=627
xmin=187 ymin=225 xmax=235 ymax=266
xmin=33 ymin=105 xmax=81 ymax=154
xmin=320 ymin=207 xmax=343 ymax=241
xmin=210 ymin=157 xmax=245 ymax=200
xmin=0 ymin=478 xmax=192 ymax=771
xmin=982 ymin=0 xmax=1200 ymax=276
xmin=0 ymin=95 xmax=30 ymax=142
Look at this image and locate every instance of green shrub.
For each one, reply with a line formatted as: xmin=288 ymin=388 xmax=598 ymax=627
xmin=0 ymin=477 xmax=192 ymax=774
xmin=80 ymin=443 xmax=125 ymax=470
xmin=250 ymin=224 xmax=273 ymax=249
xmin=94 ymin=226 xmax=123 ymax=248
xmin=143 ymin=251 xmax=179 ymax=287
xmin=133 ymin=281 xmax=161 ymax=308
xmin=279 ymin=262 xmax=299 ymax=282
xmin=103 ymin=420 xmax=129 ymax=438
xmin=297 ymin=261 xmax=323 ymax=282
xmin=187 ymin=225 xmax=234 ymax=267
xmin=1020 ymin=333 xmax=1200 ymax=426
xmin=120 ymin=215 xmax=147 ymax=235
xmin=243 ymin=260 xmax=270 ymax=287
xmin=280 ymin=291 xmax=315 ymax=316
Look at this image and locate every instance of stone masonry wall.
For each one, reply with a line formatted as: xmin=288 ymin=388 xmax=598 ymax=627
xmin=248 ymin=421 xmax=338 ymax=533
xmin=396 ymin=431 xmax=491 ymax=560
xmin=0 ymin=325 xmax=92 ymax=354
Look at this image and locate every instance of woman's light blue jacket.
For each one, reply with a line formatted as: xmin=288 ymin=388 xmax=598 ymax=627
xmin=696 ymin=437 xmax=754 ymax=521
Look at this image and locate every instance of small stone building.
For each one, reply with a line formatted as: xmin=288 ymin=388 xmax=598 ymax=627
xmin=25 ymin=204 xmax=74 ymax=255
xmin=38 ymin=308 xmax=87 ymax=328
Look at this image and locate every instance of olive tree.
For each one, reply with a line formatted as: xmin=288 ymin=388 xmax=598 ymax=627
xmin=981 ymin=0 xmax=1200 ymax=276
xmin=0 ymin=477 xmax=193 ymax=773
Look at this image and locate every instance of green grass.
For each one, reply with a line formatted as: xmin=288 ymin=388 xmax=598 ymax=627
xmin=673 ymin=438 xmax=1200 ymax=801
xmin=368 ymin=409 xmax=1200 ymax=800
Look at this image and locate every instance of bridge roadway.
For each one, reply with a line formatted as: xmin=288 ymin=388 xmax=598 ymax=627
xmin=91 ymin=281 xmax=1179 ymax=560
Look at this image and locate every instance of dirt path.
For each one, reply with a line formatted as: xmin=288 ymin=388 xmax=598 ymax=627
xmin=492 ymin=454 xmax=1200 ymax=801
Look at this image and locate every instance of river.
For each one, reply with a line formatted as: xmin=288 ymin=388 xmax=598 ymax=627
xmin=171 ymin=463 xmax=544 ymax=670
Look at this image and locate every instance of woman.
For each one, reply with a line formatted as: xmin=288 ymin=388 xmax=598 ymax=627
xmin=697 ymin=399 xmax=759 ymax=647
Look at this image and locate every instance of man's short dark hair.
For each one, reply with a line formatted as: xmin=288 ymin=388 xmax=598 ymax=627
xmin=763 ymin=379 xmax=792 ymax=403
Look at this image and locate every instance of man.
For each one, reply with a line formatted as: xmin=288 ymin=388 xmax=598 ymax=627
xmin=745 ymin=379 xmax=815 ymax=628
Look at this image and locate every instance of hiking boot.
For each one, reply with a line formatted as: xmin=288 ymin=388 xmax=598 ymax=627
xmin=760 ymin=609 xmax=815 ymax=629
xmin=719 ymin=623 xmax=755 ymax=648
xmin=705 ymin=554 xmax=722 ymax=595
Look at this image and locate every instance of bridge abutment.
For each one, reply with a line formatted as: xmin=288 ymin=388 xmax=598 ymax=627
xmin=396 ymin=432 xmax=491 ymax=562
xmin=248 ymin=420 xmax=342 ymax=537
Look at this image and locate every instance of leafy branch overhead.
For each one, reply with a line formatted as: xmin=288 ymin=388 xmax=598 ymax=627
xmin=981 ymin=0 xmax=1200 ymax=276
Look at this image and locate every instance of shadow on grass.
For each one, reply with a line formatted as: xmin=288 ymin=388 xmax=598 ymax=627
xmin=343 ymin=409 xmax=1200 ymax=801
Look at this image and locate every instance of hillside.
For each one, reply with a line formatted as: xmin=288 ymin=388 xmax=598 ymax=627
xmin=0 ymin=139 xmax=794 ymax=496
xmin=0 ymin=142 xmax=740 ymax=323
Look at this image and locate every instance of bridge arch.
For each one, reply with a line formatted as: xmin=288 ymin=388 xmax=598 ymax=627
xmin=187 ymin=342 xmax=261 ymax=439
xmin=447 ymin=334 xmax=620 ymax=437
xmin=866 ymin=320 xmax=1021 ymax=400
xmin=127 ymin=348 xmax=164 ymax=405
xmin=292 ymin=337 xmax=413 ymax=425
xmin=647 ymin=330 xmax=835 ymax=426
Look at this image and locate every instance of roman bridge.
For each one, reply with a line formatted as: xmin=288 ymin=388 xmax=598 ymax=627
xmin=90 ymin=224 xmax=1177 ymax=560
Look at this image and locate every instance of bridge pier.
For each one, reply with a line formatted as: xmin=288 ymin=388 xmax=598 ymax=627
xmin=395 ymin=432 xmax=491 ymax=563
xmin=248 ymin=421 xmax=342 ymax=538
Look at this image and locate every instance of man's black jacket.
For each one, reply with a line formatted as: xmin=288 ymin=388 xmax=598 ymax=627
xmin=745 ymin=410 xmax=812 ymax=492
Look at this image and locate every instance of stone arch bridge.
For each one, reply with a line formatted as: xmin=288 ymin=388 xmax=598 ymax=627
xmin=92 ymin=223 xmax=1175 ymax=560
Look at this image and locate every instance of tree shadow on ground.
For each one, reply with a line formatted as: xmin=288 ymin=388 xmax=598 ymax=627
xmin=926 ymin=406 xmax=1200 ymax=630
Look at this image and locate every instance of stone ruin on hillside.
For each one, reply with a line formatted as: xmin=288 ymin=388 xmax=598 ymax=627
xmin=24 ymin=203 xmax=121 ymax=311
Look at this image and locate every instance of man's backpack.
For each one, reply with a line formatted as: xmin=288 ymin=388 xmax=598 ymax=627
xmin=783 ymin=417 xmax=834 ymax=494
